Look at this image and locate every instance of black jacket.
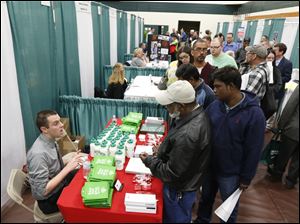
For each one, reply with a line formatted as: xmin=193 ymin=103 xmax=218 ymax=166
xmin=105 ymin=81 xmax=128 ymax=99
xmin=143 ymin=106 xmax=211 ymax=192
xmin=278 ymin=84 xmax=299 ymax=142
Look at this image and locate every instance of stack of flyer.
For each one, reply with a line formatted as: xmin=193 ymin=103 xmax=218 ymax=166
xmin=125 ymin=193 xmax=157 ymax=214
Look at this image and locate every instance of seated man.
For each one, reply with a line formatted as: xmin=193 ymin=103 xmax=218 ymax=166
xmin=27 ymin=110 xmax=82 ymax=214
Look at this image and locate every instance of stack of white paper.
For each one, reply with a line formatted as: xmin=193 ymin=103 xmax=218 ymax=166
xmin=134 ymin=145 xmax=153 ymax=158
xmin=125 ymin=158 xmax=152 ymax=175
xmin=215 ymin=188 xmax=242 ymax=222
xmin=125 ymin=193 xmax=157 ymax=214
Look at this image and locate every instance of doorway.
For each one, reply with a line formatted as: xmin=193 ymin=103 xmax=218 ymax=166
xmin=178 ymin=20 xmax=200 ymax=36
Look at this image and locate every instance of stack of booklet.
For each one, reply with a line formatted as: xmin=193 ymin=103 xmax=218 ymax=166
xmin=124 ymin=193 xmax=157 ymax=214
xmin=88 ymin=165 xmax=116 ymax=187
xmin=81 ymin=181 xmax=113 ymax=208
xmin=121 ymin=112 xmax=143 ymax=134
xmin=91 ymin=155 xmax=115 ymax=168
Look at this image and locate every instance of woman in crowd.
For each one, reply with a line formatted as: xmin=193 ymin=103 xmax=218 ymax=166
xmin=131 ymin=48 xmax=147 ymax=67
xmin=105 ymin=63 xmax=128 ymax=99
xmin=158 ymin=45 xmax=194 ymax=89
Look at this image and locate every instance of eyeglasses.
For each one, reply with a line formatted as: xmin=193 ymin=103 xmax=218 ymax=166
xmin=210 ymin=46 xmax=221 ymax=49
xmin=193 ymin=48 xmax=208 ymax=52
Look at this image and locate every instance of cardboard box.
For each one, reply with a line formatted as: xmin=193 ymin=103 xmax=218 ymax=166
xmin=61 ymin=118 xmax=71 ymax=137
xmin=58 ymin=135 xmax=85 ymax=156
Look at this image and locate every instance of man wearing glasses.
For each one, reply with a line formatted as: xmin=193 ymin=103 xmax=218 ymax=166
xmin=192 ymin=39 xmax=218 ymax=88
xmin=241 ymin=45 xmax=270 ymax=101
xmin=140 ymin=80 xmax=211 ymax=223
xmin=205 ymin=38 xmax=238 ymax=69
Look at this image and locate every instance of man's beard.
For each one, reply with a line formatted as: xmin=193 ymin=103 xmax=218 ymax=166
xmin=196 ymin=56 xmax=205 ymax=62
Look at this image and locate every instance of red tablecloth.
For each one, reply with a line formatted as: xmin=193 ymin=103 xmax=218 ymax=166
xmin=57 ymin=118 xmax=167 ymax=223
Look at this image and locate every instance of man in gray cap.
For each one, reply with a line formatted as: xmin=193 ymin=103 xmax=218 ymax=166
xmin=241 ymin=44 xmax=270 ymax=101
xmin=139 ymin=80 xmax=211 ymax=223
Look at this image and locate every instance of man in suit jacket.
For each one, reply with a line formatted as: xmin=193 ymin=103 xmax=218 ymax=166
xmin=268 ymin=81 xmax=299 ymax=189
xmin=273 ymin=43 xmax=293 ymax=101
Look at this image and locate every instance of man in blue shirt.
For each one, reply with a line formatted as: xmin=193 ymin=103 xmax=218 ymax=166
xmin=223 ymin=32 xmax=239 ymax=54
xmin=180 ymin=28 xmax=187 ymax=43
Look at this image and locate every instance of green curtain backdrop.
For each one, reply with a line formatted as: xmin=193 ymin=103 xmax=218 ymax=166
xmin=92 ymin=2 xmax=111 ymax=90
xmin=221 ymin=22 xmax=229 ymax=36
xmin=245 ymin=20 xmax=258 ymax=45
xmin=263 ymin=18 xmax=285 ymax=42
xmin=7 ymin=1 xmax=81 ymax=149
xmin=216 ymin=22 xmax=220 ymax=34
xmin=59 ymin=95 xmax=168 ymax=143
xmin=290 ymin=26 xmax=299 ymax=68
xmin=138 ymin=17 xmax=142 ymax=44
xmin=52 ymin=1 xmax=81 ymax=96
xmin=102 ymin=65 xmax=167 ymax=90
xmin=124 ymin=54 xmax=133 ymax=63
xmin=130 ymin=14 xmax=136 ymax=53
xmin=232 ymin=21 xmax=242 ymax=41
xmin=7 ymin=1 xmax=58 ymax=150
xmin=117 ymin=11 xmax=128 ymax=63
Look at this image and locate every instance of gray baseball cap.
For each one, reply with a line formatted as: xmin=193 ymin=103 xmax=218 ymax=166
xmin=245 ymin=45 xmax=268 ymax=58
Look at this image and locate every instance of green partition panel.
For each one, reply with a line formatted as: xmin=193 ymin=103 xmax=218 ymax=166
xmin=290 ymin=26 xmax=299 ymax=68
xmin=130 ymin=15 xmax=136 ymax=53
xmin=59 ymin=95 xmax=168 ymax=143
xmin=117 ymin=11 xmax=128 ymax=63
xmin=7 ymin=1 xmax=81 ymax=149
xmin=124 ymin=54 xmax=133 ymax=62
xmin=92 ymin=2 xmax=110 ymax=89
xmin=245 ymin=20 xmax=258 ymax=45
xmin=232 ymin=21 xmax=242 ymax=42
xmin=216 ymin=22 xmax=220 ymax=35
xmin=222 ymin=22 xmax=229 ymax=36
xmin=263 ymin=19 xmax=285 ymax=43
xmin=102 ymin=65 xmax=167 ymax=90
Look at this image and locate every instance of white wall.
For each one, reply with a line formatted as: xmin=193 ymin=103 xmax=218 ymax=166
xmin=1 ymin=1 xmax=27 ymax=208
xmin=130 ymin=11 xmax=234 ymax=36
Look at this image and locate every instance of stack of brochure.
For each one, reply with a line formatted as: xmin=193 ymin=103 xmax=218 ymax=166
xmin=120 ymin=112 xmax=143 ymax=134
xmin=125 ymin=193 xmax=157 ymax=214
xmin=81 ymin=181 xmax=113 ymax=208
xmin=88 ymin=165 xmax=116 ymax=187
xmin=91 ymin=156 xmax=115 ymax=168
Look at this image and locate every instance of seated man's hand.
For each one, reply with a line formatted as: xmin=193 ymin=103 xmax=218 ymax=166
xmin=66 ymin=154 xmax=82 ymax=171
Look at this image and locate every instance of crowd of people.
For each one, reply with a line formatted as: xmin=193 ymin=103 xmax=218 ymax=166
xmin=26 ymin=28 xmax=298 ymax=223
